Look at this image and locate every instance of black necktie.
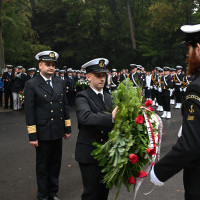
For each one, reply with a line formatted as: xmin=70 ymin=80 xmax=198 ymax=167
xmin=98 ymin=93 xmax=104 ymax=103
xmin=46 ymin=80 xmax=53 ymax=91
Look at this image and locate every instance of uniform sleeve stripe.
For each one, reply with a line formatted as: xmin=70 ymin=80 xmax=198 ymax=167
xmin=65 ymin=120 xmax=71 ymax=127
xmin=27 ymin=125 xmax=37 ymax=134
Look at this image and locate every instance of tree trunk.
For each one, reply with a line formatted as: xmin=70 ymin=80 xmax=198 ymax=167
xmin=127 ymin=0 xmax=137 ymax=50
xmin=0 ymin=0 xmax=5 ymax=73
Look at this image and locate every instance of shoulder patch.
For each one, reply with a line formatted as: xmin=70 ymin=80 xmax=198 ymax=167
xmin=186 ymin=94 xmax=200 ymax=102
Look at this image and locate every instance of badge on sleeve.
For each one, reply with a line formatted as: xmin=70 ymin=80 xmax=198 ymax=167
xmin=187 ymin=104 xmax=196 ymax=121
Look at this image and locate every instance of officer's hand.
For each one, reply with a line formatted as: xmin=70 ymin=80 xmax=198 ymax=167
xmin=112 ymin=106 xmax=118 ymax=120
xmin=29 ymin=140 xmax=38 ymax=147
xmin=64 ymin=134 xmax=71 ymax=140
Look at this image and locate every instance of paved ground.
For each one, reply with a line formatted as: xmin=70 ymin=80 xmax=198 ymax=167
xmin=0 ymin=105 xmax=184 ymax=200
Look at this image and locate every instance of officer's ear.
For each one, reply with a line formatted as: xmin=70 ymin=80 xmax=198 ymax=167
xmin=86 ymin=73 xmax=92 ymax=82
xmin=38 ymin=61 xmax=43 ymax=70
xmin=196 ymin=43 xmax=200 ymax=55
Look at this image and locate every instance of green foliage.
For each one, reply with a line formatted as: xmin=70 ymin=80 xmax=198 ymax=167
xmin=92 ymin=79 xmax=156 ymax=199
xmin=1 ymin=0 xmax=200 ymax=69
xmin=2 ymin=0 xmax=49 ymax=68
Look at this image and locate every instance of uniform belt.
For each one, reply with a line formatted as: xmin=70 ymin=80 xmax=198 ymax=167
xmin=175 ymin=83 xmax=181 ymax=85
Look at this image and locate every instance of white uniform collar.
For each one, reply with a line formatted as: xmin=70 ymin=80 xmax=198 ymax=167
xmin=40 ymin=73 xmax=53 ymax=82
xmin=90 ymin=86 xmax=103 ymax=95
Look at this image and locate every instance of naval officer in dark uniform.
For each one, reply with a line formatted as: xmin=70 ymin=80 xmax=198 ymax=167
xmin=150 ymin=24 xmax=200 ymax=200
xmin=75 ymin=58 xmax=118 ymax=200
xmin=24 ymin=50 xmax=71 ymax=200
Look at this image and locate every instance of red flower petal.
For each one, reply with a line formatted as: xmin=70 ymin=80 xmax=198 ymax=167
xmin=135 ymin=115 xmax=144 ymax=124
xmin=145 ymin=100 xmax=153 ymax=107
xmin=129 ymin=154 xmax=138 ymax=164
xmin=137 ymin=170 xmax=148 ymax=178
xmin=147 ymin=106 xmax=154 ymax=111
xmin=128 ymin=177 xmax=136 ymax=184
xmin=147 ymin=148 xmax=156 ymax=156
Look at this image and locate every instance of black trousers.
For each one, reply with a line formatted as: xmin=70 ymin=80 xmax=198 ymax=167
xmin=161 ymin=92 xmax=170 ymax=111
xmin=156 ymin=91 xmax=163 ymax=106
xmin=151 ymin=88 xmax=156 ymax=100
xmin=4 ymin=89 xmax=13 ymax=108
xmin=175 ymin=86 xmax=182 ymax=103
xmin=185 ymin=194 xmax=200 ymax=200
xmin=36 ymin=139 xmax=62 ymax=198
xmin=79 ymin=163 xmax=109 ymax=200
xmin=67 ymin=91 xmax=75 ymax=106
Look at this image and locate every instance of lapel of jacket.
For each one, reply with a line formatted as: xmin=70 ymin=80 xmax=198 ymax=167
xmin=87 ymin=87 xmax=105 ymax=111
xmin=52 ymin=76 xmax=62 ymax=101
xmin=38 ymin=75 xmax=53 ymax=95
xmin=104 ymin=91 xmax=112 ymax=112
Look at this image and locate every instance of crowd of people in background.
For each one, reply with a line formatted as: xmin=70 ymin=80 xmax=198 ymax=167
xmin=0 ymin=63 xmax=193 ymax=119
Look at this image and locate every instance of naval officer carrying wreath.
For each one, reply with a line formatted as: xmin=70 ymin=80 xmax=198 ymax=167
xmin=24 ymin=50 xmax=71 ymax=200
xmin=75 ymin=58 xmax=118 ymax=200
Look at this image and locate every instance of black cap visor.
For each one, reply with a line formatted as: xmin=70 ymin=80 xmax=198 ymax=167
xmin=86 ymin=65 xmax=108 ymax=74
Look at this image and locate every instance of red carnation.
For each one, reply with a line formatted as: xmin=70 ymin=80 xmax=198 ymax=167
xmin=147 ymin=106 xmax=154 ymax=111
xmin=135 ymin=115 xmax=143 ymax=124
xmin=129 ymin=154 xmax=138 ymax=164
xmin=137 ymin=170 xmax=148 ymax=178
xmin=128 ymin=177 xmax=136 ymax=184
xmin=145 ymin=99 xmax=153 ymax=107
xmin=147 ymin=148 xmax=156 ymax=156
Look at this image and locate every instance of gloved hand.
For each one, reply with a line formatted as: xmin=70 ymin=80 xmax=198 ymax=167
xmin=150 ymin=165 xmax=164 ymax=186
xmin=180 ymin=88 xmax=183 ymax=92
xmin=158 ymin=88 xmax=162 ymax=92
xmin=183 ymin=88 xmax=187 ymax=92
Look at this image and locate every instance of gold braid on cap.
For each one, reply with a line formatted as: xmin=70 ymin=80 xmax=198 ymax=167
xmin=65 ymin=120 xmax=71 ymax=127
xmin=27 ymin=125 xmax=37 ymax=134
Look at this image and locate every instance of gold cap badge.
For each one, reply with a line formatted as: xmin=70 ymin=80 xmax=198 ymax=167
xmin=99 ymin=60 xmax=105 ymax=68
xmin=49 ymin=52 xmax=55 ymax=58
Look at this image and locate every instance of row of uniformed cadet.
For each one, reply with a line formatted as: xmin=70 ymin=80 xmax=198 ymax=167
xmin=1 ymin=64 xmax=88 ymax=110
xmin=2 ymin=65 xmax=27 ymax=110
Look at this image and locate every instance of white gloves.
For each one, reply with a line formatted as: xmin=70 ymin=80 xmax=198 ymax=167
xmin=150 ymin=165 xmax=164 ymax=186
xmin=158 ymin=88 xmax=162 ymax=92
xmin=169 ymin=89 xmax=173 ymax=96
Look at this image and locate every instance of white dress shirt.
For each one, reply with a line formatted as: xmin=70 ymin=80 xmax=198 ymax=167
xmin=40 ymin=73 xmax=53 ymax=88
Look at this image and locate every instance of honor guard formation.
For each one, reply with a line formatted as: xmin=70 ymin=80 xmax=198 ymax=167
xmin=1 ymin=57 xmax=193 ymax=120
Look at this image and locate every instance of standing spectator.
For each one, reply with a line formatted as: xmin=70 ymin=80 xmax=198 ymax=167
xmin=66 ymin=68 xmax=76 ymax=107
xmin=119 ymin=69 xmax=127 ymax=82
xmin=160 ymin=67 xmax=173 ymax=119
xmin=10 ymin=66 xmax=27 ymax=111
xmin=174 ymin=65 xmax=184 ymax=109
xmin=0 ymin=73 xmax=4 ymax=106
xmin=129 ymin=64 xmax=139 ymax=87
xmin=27 ymin=68 xmax=37 ymax=81
xmin=2 ymin=65 xmax=13 ymax=109
xmin=111 ymin=69 xmax=118 ymax=91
